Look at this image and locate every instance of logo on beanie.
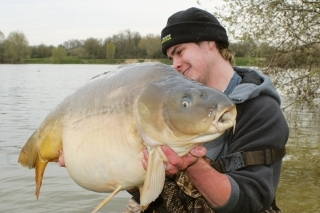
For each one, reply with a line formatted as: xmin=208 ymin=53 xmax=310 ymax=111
xmin=161 ymin=34 xmax=171 ymax=44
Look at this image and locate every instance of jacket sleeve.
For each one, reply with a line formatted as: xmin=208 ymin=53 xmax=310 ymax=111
xmin=216 ymin=94 xmax=289 ymax=213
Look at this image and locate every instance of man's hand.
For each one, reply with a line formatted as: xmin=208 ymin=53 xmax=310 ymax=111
xmin=142 ymin=145 xmax=206 ymax=175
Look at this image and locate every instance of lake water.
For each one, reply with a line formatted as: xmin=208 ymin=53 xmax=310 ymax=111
xmin=1 ymin=64 xmax=319 ymax=212
xmin=0 ymin=64 xmax=131 ymax=213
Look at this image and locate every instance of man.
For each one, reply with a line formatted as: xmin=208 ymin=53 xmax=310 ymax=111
xmin=124 ymin=7 xmax=289 ymax=213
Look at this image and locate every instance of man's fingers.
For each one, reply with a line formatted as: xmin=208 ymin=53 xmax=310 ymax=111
xmin=161 ymin=145 xmax=182 ymax=165
xmin=141 ymin=147 xmax=149 ymax=170
xmin=143 ymin=147 xmax=149 ymax=161
xmin=142 ymin=145 xmax=206 ymax=173
xmin=181 ymin=154 xmax=200 ymax=169
xmin=161 ymin=145 xmax=200 ymax=171
xmin=58 ymin=150 xmax=66 ymax=167
xmin=142 ymin=159 xmax=147 ymax=170
xmin=189 ymin=145 xmax=206 ymax=157
xmin=165 ymin=164 xmax=180 ymax=175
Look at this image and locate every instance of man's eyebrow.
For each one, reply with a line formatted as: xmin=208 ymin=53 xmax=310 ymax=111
xmin=168 ymin=45 xmax=181 ymax=58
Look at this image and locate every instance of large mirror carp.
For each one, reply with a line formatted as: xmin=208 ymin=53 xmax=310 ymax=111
xmin=18 ymin=62 xmax=236 ymax=212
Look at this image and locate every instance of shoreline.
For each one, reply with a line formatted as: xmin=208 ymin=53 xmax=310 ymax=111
xmin=0 ymin=57 xmax=259 ymax=66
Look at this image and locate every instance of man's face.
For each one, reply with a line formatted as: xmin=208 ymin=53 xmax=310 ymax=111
xmin=166 ymin=42 xmax=213 ymax=86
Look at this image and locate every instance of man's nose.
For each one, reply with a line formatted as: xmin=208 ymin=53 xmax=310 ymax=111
xmin=172 ymin=58 xmax=182 ymax=72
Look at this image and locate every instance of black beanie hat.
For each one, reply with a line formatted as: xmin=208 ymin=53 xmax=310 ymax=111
xmin=161 ymin=7 xmax=228 ymax=55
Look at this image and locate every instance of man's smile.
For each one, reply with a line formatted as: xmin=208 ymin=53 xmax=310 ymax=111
xmin=182 ymin=67 xmax=191 ymax=76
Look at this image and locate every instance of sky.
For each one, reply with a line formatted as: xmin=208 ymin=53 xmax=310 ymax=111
xmin=0 ymin=0 xmax=225 ymax=46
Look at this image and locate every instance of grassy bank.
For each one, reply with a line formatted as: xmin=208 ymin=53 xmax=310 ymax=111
xmin=23 ymin=58 xmax=173 ymax=65
xmin=23 ymin=58 xmax=126 ymax=64
xmin=234 ymin=57 xmax=265 ymax=67
xmin=20 ymin=57 xmax=261 ymax=66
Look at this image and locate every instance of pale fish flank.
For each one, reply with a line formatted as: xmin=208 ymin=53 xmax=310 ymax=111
xmin=18 ymin=62 xmax=237 ymax=212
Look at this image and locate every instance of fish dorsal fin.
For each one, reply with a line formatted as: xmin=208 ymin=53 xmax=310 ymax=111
xmin=139 ymin=147 xmax=166 ymax=208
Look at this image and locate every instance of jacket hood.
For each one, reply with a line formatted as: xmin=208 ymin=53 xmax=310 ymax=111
xmin=229 ymin=66 xmax=281 ymax=105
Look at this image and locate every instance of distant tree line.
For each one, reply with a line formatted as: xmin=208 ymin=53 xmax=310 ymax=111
xmin=0 ymin=28 xmax=282 ymax=64
xmin=0 ymin=29 xmax=167 ymax=63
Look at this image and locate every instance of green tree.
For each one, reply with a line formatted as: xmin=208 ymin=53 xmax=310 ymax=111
xmin=4 ymin=31 xmax=29 ymax=63
xmin=214 ymin=0 xmax=320 ymax=106
xmin=63 ymin=39 xmax=83 ymax=50
xmin=111 ymin=30 xmax=142 ymax=58
xmin=106 ymin=41 xmax=116 ymax=59
xmin=84 ymin=38 xmax=104 ymax=59
xmin=69 ymin=47 xmax=88 ymax=59
xmin=139 ymin=34 xmax=161 ymax=58
xmin=51 ymin=46 xmax=66 ymax=63
xmin=0 ymin=31 xmax=5 ymax=63
xmin=30 ymin=44 xmax=53 ymax=58
xmin=63 ymin=39 xmax=85 ymax=58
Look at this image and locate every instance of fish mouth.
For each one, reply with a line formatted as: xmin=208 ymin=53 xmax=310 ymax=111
xmin=214 ymin=106 xmax=237 ymax=133
xmin=191 ymin=105 xmax=237 ymax=143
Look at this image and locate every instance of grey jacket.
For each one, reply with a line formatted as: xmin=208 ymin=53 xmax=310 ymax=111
xmin=205 ymin=66 xmax=289 ymax=213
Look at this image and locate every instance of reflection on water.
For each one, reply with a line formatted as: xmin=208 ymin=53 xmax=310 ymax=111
xmin=1 ymin=64 xmax=319 ymax=212
xmin=277 ymin=104 xmax=320 ymax=212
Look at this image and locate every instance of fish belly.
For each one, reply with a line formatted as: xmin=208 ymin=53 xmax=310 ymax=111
xmin=62 ymin=114 xmax=146 ymax=192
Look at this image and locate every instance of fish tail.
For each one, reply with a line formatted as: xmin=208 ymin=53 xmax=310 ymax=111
xmin=18 ymin=125 xmax=62 ymax=199
xmin=18 ymin=131 xmax=48 ymax=199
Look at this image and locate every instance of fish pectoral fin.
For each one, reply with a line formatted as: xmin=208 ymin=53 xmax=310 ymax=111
xmin=91 ymin=185 xmax=122 ymax=213
xmin=137 ymin=186 xmax=149 ymax=211
xmin=140 ymin=147 xmax=166 ymax=208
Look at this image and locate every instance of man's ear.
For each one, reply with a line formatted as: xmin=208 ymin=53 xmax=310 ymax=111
xmin=207 ymin=41 xmax=216 ymax=50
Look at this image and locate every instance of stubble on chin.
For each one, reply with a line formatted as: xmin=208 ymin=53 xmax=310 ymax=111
xmin=197 ymin=69 xmax=211 ymax=86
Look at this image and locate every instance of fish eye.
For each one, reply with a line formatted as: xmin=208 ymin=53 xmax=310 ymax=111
xmin=182 ymin=100 xmax=190 ymax=108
